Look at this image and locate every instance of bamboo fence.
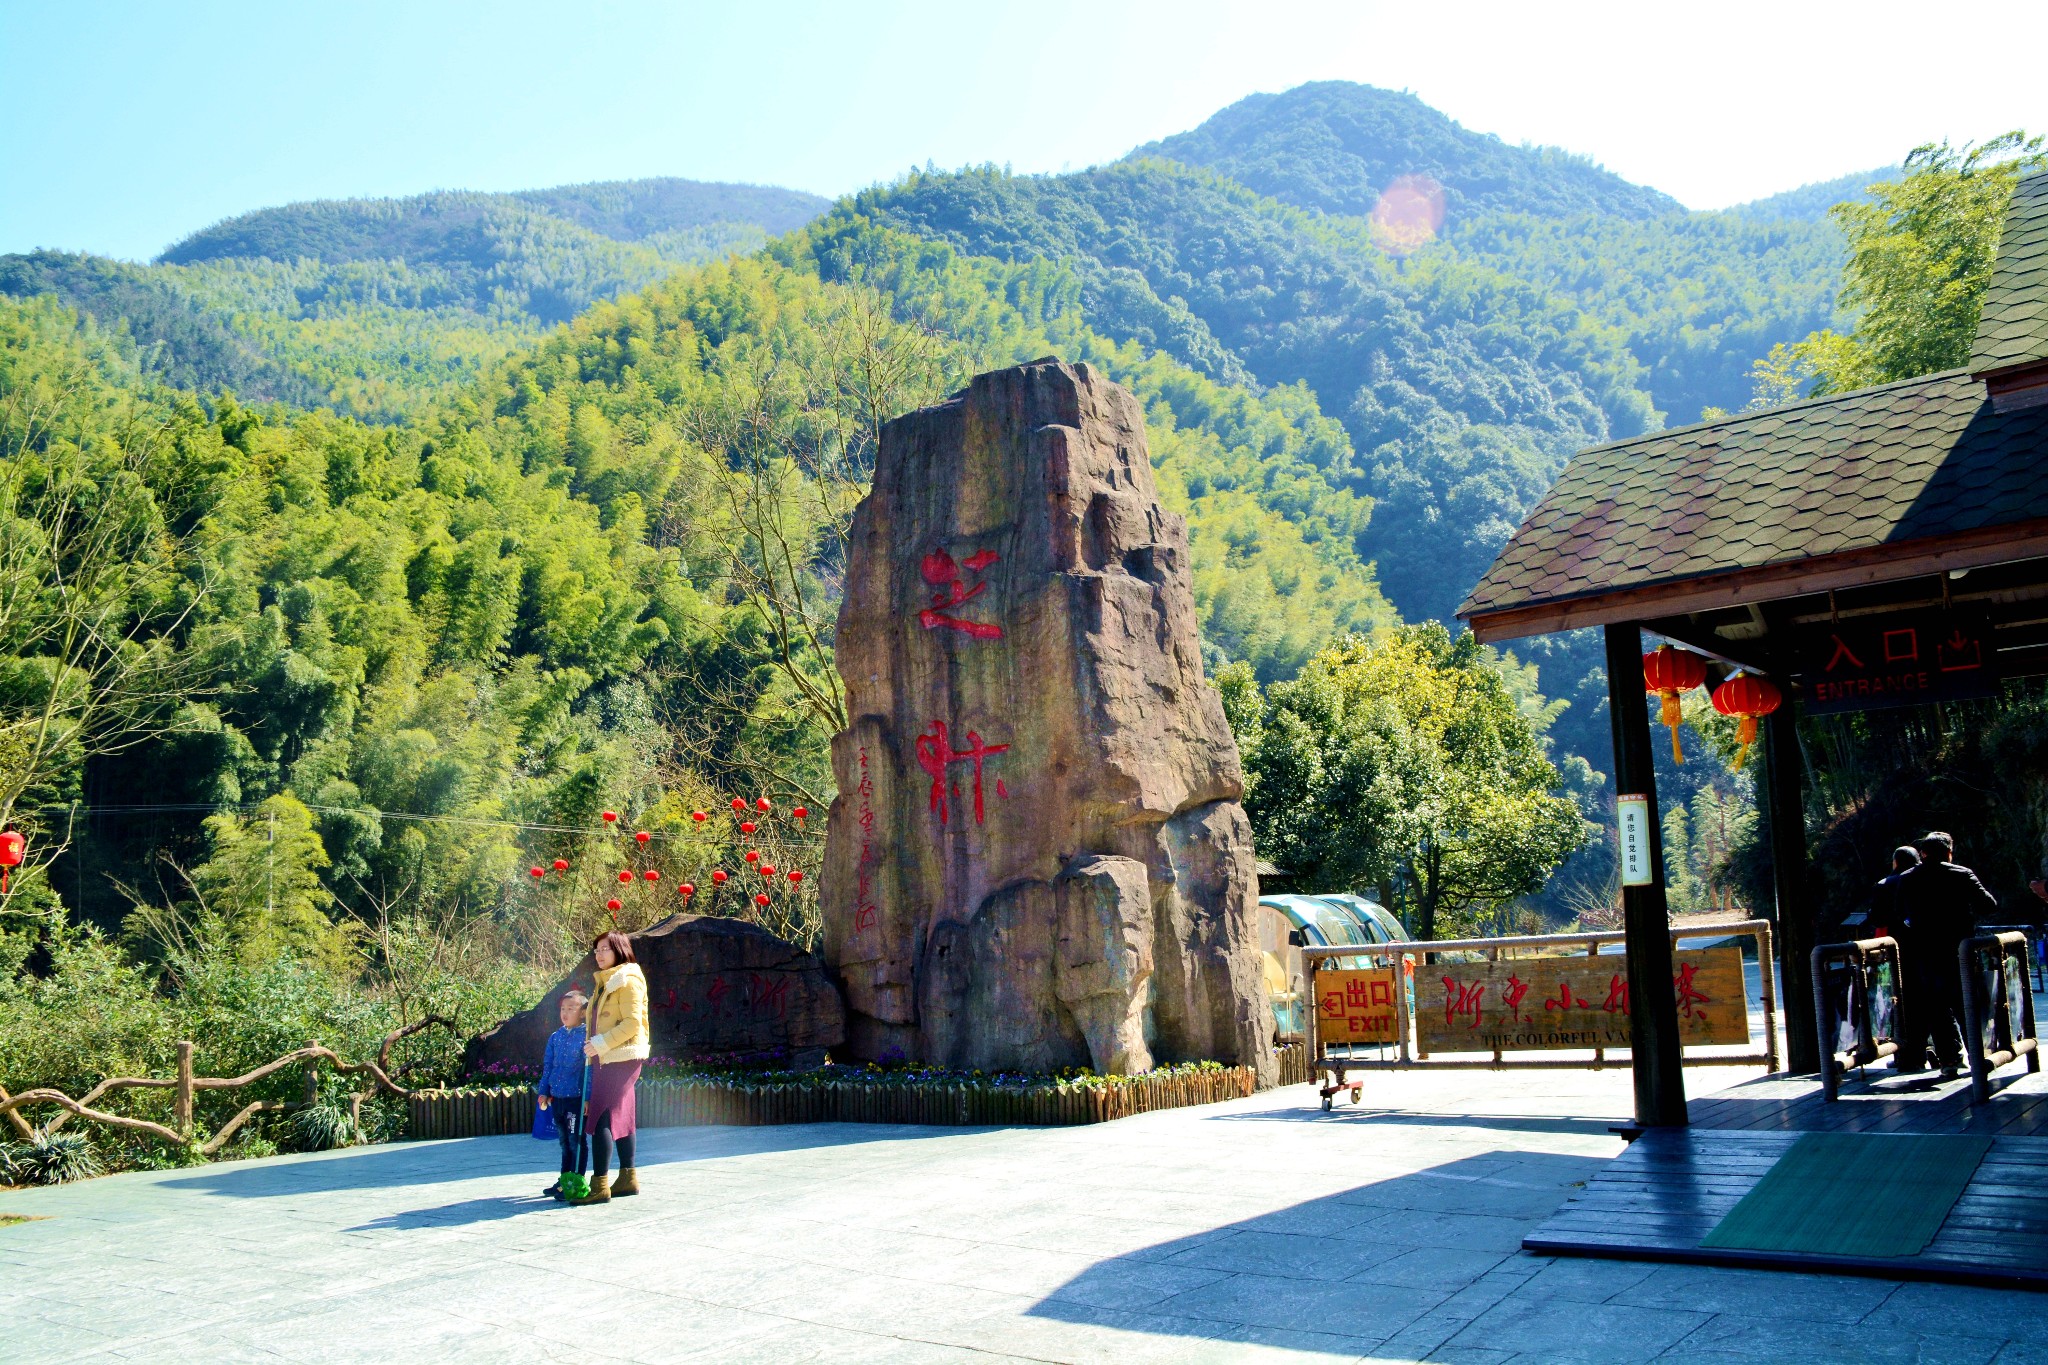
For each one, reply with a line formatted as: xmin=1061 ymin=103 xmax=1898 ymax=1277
xmin=408 ymin=1043 xmax=1309 ymax=1140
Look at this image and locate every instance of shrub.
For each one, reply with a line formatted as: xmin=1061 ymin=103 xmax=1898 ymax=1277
xmin=5 ymin=1131 xmax=102 ymax=1185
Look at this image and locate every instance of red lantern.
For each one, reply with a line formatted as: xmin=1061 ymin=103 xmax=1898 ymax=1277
xmin=792 ymin=807 xmax=808 ymax=821
xmin=635 ymin=831 xmax=650 ymax=844
xmin=745 ymin=851 xmax=760 ymax=863
xmin=787 ymin=870 xmax=803 ymax=884
xmin=711 ymin=869 xmax=728 ymax=884
xmin=731 ymin=798 xmax=746 ymax=812
xmin=740 ymin=821 xmax=756 ymax=834
xmin=1642 ymin=644 xmax=1709 ymax=763
xmin=605 ymin=897 xmax=623 ymax=912
xmin=644 ymin=870 xmax=660 ymax=882
xmin=552 ymin=859 xmax=568 ymax=872
xmin=617 ymin=870 xmax=633 ymax=884
xmin=1710 ymin=672 xmax=1783 ymax=771
xmin=761 ymin=864 xmax=776 ymax=877
xmin=692 ymin=811 xmax=707 ymax=823
xmin=530 ymin=867 xmax=545 ymax=879
xmin=679 ymin=883 xmax=695 ymax=898
xmin=602 ymin=811 xmax=618 ymax=823
xmin=756 ymin=797 xmax=771 ymax=812
xmin=754 ymin=893 xmax=771 ymax=907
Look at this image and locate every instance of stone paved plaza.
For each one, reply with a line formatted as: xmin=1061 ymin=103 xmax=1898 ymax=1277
xmin=7 ymin=1067 xmax=2048 ymax=1363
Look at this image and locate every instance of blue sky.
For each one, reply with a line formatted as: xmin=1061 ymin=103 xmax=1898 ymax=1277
xmin=5 ymin=0 xmax=2046 ymax=260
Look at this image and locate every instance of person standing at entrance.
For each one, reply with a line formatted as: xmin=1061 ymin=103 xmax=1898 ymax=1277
xmin=1895 ymin=831 xmax=1998 ymax=1078
xmin=1871 ymin=845 xmax=1919 ymax=940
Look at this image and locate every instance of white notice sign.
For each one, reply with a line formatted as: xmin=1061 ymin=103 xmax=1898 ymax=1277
xmin=1618 ymin=793 xmax=1655 ymax=887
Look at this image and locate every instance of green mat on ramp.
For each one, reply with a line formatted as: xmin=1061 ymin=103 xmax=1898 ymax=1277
xmin=1701 ymin=1132 xmax=1991 ymax=1258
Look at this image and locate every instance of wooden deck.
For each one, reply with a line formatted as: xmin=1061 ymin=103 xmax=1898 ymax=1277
xmin=1690 ymin=1061 xmax=2048 ymax=1136
xmin=1525 ymin=1062 xmax=2048 ymax=1288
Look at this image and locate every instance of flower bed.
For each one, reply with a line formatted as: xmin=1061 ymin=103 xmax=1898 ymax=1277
xmin=408 ymin=1056 xmax=1267 ymax=1139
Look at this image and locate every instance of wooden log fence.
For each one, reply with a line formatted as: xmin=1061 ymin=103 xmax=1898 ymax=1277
xmin=407 ymin=1054 xmax=1294 ymax=1140
xmin=1 ymin=1017 xmax=456 ymax=1156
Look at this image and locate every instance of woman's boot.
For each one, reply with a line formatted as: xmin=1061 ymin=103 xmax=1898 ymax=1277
xmin=568 ymin=1175 xmax=611 ymax=1206
xmin=612 ymin=1168 xmax=639 ymax=1198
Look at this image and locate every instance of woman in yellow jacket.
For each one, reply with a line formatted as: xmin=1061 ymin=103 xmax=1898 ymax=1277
xmin=570 ymin=929 xmax=650 ymax=1205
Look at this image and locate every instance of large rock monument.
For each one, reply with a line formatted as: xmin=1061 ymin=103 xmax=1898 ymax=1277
xmin=821 ymin=359 xmax=1276 ymax=1086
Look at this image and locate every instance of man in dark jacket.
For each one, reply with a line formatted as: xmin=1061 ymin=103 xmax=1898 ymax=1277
xmin=1870 ymin=845 xmax=1919 ymax=939
xmin=1894 ymin=831 xmax=1999 ymax=1078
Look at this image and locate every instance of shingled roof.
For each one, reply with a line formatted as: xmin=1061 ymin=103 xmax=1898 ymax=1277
xmin=1973 ymin=172 xmax=2048 ymax=379
xmin=1457 ymin=370 xmax=2048 ymax=640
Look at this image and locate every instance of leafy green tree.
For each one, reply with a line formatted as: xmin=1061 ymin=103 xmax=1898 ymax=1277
xmin=1229 ymin=624 xmax=1585 ymax=939
xmin=189 ymin=794 xmax=353 ymax=972
xmin=1760 ymin=134 xmax=2044 ymax=397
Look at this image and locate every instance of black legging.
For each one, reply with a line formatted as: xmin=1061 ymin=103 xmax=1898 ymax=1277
xmin=589 ymin=1111 xmax=635 ymax=1181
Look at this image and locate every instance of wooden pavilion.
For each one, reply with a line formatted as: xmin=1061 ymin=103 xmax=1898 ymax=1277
xmin=1458 ymin=172 xmax=2048 ymax=1125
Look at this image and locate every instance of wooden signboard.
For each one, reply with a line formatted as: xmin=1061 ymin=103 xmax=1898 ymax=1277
xmin=1416 ymin=947 xmax=1747 ymax=1054
xmin=1316 ymin=967 xmax=1400 ymax=1046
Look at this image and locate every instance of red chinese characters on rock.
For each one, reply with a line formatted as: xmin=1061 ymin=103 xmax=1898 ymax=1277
xmin=747 ymin=973 xmax=790 ymax=1019
xmin=917 ymin=548 xmax=1004 ymax=640
xmin=853 ymin=745 xmax=878 ymax=933
xmin=914 ymin=720 xmax=1011 ymax=827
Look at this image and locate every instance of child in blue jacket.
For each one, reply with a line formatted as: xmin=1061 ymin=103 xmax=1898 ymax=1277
xmin=537 ymin=989 xmax=587 ymax=1198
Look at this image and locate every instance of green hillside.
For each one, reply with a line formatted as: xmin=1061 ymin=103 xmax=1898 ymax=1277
xmin=1140 ymin=82 xmax=1681 ymax=221
xmin=158 ymin=179 xmax=828 ymax=265
xmin=1728 ymin=167 xmax=1900 ymax=222
xmin=0 ymin=84 xmax=1861 ymax=771
xmin=1 ymin=180 xmax=830 ymax=422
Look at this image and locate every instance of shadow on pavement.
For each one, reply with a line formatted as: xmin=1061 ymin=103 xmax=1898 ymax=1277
xmin=161 ymin=1120 xmax=955 ymax=1200
xmin=1028 ymin=1150 xmax=1601 ymax=1356
xmin=345 ymin=1193 xmax=561 ymax=1231
xmin=1203 ymin=1105 xmax=1623 ymax=1138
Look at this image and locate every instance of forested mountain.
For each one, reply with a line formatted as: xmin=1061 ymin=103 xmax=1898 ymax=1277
xmin=1140 ymin=82 xmax=1680 ymax=221
xmin=1729 ymin=168 xmax=1899 ymax=222
xmin=843 ymin=160 xmax=1660 ymax=624
xmin=0 ymin=83 xmax=1869 ymax=824
xmin=0 ymin=180 xmax=830 ymax=421
xmin=7 ymin=210 xmax=1396 ymax=933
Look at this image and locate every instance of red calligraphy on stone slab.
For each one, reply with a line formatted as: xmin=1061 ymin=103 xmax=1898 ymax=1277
xmin=915 ymin=720 xmax=1011 ymax=826
xmin=747 ymin=973 xmax=790 ymax=1019
xmin=917 ymin=548 xmax=1004 ymax=640
xmin=854 ymin=745 xmax=877 ymax=934
xmin=706 ymin=976 xmax=730 ymax=1010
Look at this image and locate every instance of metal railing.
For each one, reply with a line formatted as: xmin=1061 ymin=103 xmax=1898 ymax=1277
xmin=1961 ymin=930 xmax=2041 ymax=1104
xmin=1306 ymin=919 xmax=1778 ymax=1108
xmin=1811 ymin=936 xmax=1901 ymax=1101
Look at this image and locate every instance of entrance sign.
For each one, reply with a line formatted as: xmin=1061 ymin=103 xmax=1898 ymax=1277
xmin=1617 ymin=794 xmax=1655 ymax=886
xmin=1315 ymin=967 xmax=1400 ymax=1045
xmin=1416 ymin=947 xmax=1749 ymax=1053
xmin=1797 ymin=609 xmax=1998 ymax=715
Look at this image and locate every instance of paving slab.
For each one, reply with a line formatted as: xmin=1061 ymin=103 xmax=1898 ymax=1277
xmin=4 ymin=1062 xmax=2047 ymax=1361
